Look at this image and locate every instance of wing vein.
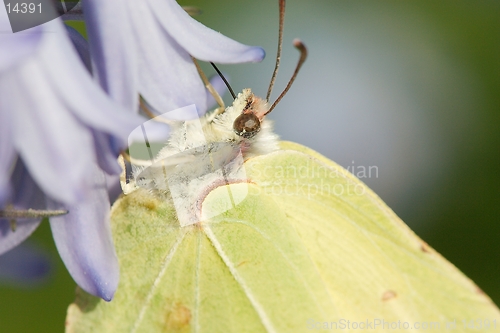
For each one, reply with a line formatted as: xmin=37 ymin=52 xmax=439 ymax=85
xmin=130 ymin=230 xmax=187 ymax=333
xmin=193 ymin=231 xmax=202 ymax=333
xmin=203 ymin=225 xmax=278 ymax=333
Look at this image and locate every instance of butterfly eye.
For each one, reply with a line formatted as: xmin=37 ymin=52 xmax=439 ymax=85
xmin=233 ymin=113 xmax=261 ymax=138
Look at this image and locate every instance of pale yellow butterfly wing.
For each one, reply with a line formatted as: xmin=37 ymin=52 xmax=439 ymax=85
xmin=66 ymin=141 xmax=500 ymax=332
xmin=244 ymin=141 xmax=499 ymax=325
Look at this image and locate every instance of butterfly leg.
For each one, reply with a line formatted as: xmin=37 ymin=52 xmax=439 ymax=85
xmin=191 ymin=56 xmax=226 ymax=122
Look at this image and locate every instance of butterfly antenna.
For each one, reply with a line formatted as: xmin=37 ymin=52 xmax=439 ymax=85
xmin=266 ymin=0 xmax=286 ymax=102
xmin=265 ymin=39 xmax=307 ymax=116
xmin=210 ymin=62 xmax=236 ymax=99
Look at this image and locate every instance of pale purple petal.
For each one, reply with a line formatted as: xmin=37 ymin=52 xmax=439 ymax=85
xmin=92 ymin=131 xmax=122 ymax=175
xmin=105 ymin=174 xmax=122 ymax=203
xmin=0 ymin=160 xmax=45 ymax=255
xmin=0 ymin=220 xmax=41 ymax=255
xmin=206 ymin=74 xmax=231 ymax=110
xmin=0 ymin=242 xmax=52 ymax=287
xmin=0 ymin=7 xmax=43 ymax=72
xmin=38 ymin=20 xmax=144 ymax=145
xmin=2 ymin=19 xmax=143 ymax=206
xmin=3 ymin=60 xmax=96 ymax=205
xmin=48 ymin=167 xmax=119 ymax=301
xmin=65 ymin=25 xmax=92 ymax=73
xmin=82 ymin=0 xmax=137 ymax=112
xmin=149 ymin=0 xmax=265 ymax=63
xmin=131 ymin=2 xmax=207 ymax=113
xmin=82 ymin=0 xmax=137 ymax=111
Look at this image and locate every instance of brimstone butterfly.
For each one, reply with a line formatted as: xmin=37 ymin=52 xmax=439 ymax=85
xmin=66 ymin=1 xmax=500 ymax=332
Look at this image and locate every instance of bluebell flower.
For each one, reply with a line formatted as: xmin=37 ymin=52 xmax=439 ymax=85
xmin=0 ymin=12 xmax=144 ymax=300
xmin=81 ymin=0 xmax=265 ymax=114
xmin=0 ymin=242 xmax=53 ymax=288
xmin=0 ymin=1 xmax=264 ymax=300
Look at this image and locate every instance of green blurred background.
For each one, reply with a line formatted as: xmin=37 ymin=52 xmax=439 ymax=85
xmin=1 ymin=1 xmax=499 ymax=331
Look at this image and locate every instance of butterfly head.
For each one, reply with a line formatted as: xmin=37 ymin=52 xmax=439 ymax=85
xmin=232 ymin=89 xmax=268 ymax=139
xmin=215 ymin=0 xmax=307 ymax=142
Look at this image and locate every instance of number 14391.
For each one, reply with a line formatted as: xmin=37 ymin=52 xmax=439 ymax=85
xmin=6 ymin=3 xmax=42 ymax=14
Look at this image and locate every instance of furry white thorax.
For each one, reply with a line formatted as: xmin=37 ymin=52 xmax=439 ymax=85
xmin=130 ymin=89 xmax=279 ymax=199
xmin=156 ymin=88 xmax=279 ymax=160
